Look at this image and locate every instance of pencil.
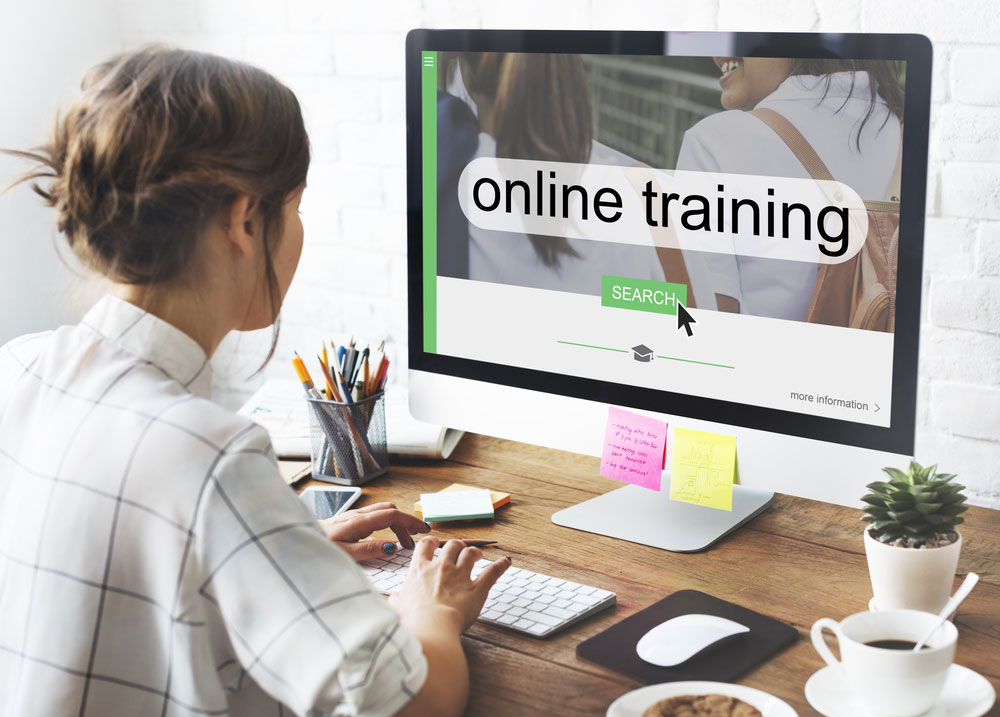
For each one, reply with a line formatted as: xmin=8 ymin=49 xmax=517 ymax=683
xmin=441 ymin=539 xmax=497 ymax=547
xmin=291 ymin=352 xmax=317 ymax=396
xmin=316 ymin=354 xmax=342 ymax=402
xmin=361 ymin=354 xmax=370 ymax=396
xmin=368 ymin=351 xmax=385 ymax=395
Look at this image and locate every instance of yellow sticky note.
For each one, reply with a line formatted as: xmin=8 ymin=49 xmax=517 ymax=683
xmin=669 ymin=428 xmax=737 ymax=511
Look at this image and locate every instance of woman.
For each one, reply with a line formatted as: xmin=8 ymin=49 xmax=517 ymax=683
xmin=0 ymin=46 xmax=508 ymax=717
xmin=676 ymin=57 xmax=904 ymax=321
xmin=449 ymin=52 xmax=681 ymax=294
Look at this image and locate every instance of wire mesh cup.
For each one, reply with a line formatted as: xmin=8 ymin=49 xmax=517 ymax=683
xmin=306 ymin=392 xmax=388 ymax=485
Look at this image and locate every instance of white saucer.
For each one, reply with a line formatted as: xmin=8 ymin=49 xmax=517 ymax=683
xmin=804 ymin=664 xmax=995 ymax=717
xmin=607 ymin=681 xmax=797 ymax=717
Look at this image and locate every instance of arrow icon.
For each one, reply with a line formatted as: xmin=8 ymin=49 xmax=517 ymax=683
xmin=677 ymin=302 xmax=696 ymax=337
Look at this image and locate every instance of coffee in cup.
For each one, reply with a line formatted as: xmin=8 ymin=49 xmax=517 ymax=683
xmin=811 ymin=609 xmax=957 ymax=717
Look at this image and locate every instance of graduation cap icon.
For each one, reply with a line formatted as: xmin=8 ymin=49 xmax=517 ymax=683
xmin=631 ymin=344 xmax=653 ymax=362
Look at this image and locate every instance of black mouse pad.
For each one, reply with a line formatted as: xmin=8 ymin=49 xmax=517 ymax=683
xmin=576 ymin=590 xmax=798 ymax=684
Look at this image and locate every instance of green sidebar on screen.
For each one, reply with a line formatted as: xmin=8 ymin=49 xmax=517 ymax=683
xmin=421 ymin=51 xmax=437 ymax=354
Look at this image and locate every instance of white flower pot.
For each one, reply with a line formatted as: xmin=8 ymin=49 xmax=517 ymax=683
xmin=863 ymin=528 xmax=961 ymax=613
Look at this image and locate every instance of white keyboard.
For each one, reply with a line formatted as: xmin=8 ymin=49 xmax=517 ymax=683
xmin=361 ymin=547 xmax=616 ymax=638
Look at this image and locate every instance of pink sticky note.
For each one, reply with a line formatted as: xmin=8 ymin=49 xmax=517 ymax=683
xmin=599 ymin=407 xmax=668 ymax=490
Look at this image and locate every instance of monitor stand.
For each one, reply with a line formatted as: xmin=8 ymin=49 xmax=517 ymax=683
xmin=551 ymin=483 xmax=774 ymax=553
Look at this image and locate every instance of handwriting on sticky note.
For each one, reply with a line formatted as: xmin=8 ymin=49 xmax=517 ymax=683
xmin=600 ymin=407 xmax=668 ymax=490
xmin=670 ymin=427 xmax=736 ymax=511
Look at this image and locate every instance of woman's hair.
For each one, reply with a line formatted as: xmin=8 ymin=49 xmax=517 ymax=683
xmin=6 ymin=45 xmax=309 ymax=357
xmin=788 ymin=59 xmax=905 ymax=150
xmin=461 ymin=52 xmax=593 ymax=268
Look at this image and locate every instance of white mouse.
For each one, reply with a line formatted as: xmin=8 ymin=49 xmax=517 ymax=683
xmin=635 ymin=613 xmax=750 ymax=667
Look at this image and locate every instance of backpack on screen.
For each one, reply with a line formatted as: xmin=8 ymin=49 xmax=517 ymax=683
xmin=749 ymin=107 xmax=901 ymax=332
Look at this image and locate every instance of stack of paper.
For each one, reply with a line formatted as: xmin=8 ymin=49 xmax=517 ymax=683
xmin=419 ymin=489 xmax=495 ymax=523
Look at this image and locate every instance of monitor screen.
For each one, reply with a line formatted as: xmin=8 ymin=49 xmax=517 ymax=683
xmin=407 ymin=31 xmax=931 ymax=456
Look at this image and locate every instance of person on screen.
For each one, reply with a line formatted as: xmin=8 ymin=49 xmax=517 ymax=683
xmin=0 ymin=46 xmax=508 ymax=717
xmin=675 ymin=58 xmax=903 ymax=321
xmin=446 ymin=52 xmax=685 ymax=294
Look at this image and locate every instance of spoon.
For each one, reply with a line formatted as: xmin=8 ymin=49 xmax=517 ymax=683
xmin=913 ymin=572 xmax=979 ymax=651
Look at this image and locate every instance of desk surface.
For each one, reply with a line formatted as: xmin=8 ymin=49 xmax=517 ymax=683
xmin=287 ymin=434 xmax=1000 ymax=716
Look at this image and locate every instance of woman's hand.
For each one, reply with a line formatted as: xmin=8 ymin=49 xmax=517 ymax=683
xmin=318 ymin=502 xmax=430 ymax=562
xmin=389 ymin=536 xmax=511 ymax=635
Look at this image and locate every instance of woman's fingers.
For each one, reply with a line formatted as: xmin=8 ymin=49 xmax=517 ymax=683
xmin=456 ymin=546 xmax=482 ymax=574
xmin=412 ymin=535 xmax=439 ymax=567
xmin=335 ymin=508 xmax=428 ymax=544
xmin=438 ymin=539 xmax=465 ymax=564
xmin=336 ymin=539 xmax=399 ymax=562
xmin=474 ymin=556 xmax=512 ymax=597
xmin=351 ymin=501 xmax=396 ymax=514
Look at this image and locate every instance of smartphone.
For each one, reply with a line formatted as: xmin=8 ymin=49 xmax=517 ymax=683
xmin=299 ymin=485 xmax=363 ymax=519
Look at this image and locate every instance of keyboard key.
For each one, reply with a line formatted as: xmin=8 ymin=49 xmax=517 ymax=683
xmin=527 ymin=623 xmax=549 ymax=635
xmin=573 ymin=594 xmax=601 ymax=606
xmin=512 ymin=598 xmax=531 ymax=608
xmin=497 ymin=614 xmax=519 ymax=626
xmin=552 ymin=599 xmax=572 ymax=609
xmin=544 ymin=606 xmax=575 ymax=620
xmin=592 ymin=589 xmax=614 ymax=600
xmin=506 ymin=607 xmax=527 ymax=617
xmin=536 ymin=595 xmax=557 ymax=605
xmin=482 ymin=610 xmax=503 ymax=620
xmin=513 ymin=619 xmax=535 ymax=630
xmin=523 ymin=610 xmax=561 ymax=626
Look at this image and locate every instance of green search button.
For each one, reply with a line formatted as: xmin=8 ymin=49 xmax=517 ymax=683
xmin=601 ymin=275 xmax=687 ymax=316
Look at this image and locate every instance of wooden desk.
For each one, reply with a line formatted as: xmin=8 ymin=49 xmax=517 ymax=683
xmin=287 ymin=434 xmax=1000 ymax=716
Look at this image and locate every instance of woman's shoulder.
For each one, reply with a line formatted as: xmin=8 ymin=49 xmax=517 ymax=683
xmin=679 ymin=110 xmax=788 ymax=171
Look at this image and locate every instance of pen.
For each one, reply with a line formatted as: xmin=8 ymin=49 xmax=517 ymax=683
xmin=343 ymin=346 xmax=358 ymax=386
xmin=351 ymin=346 xmax=369 ymax=387
xmin=337 ymin=370 xmax=353 ymax=404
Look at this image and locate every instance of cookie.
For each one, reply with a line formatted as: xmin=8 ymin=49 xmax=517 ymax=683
xmin=641 ymin=693 xmax=763 ymax=717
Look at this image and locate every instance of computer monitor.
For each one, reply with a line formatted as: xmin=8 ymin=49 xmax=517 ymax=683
xmin=405 ymin=30 xmax=931 ymax=551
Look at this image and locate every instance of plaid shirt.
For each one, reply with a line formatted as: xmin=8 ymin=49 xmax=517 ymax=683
xmin=0 ymin=296 xmax=426 ymax=717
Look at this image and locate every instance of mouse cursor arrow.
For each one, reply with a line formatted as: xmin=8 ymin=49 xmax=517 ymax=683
xmin=676 ymin=303 xmax=696 ymax=337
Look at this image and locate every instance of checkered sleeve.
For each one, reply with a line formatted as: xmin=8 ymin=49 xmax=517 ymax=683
xmin=191 ymin=425 xmax=427 ymax=717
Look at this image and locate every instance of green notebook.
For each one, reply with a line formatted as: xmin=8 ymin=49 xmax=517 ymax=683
xmin=419 ymin=489 xmax=495 ymax=523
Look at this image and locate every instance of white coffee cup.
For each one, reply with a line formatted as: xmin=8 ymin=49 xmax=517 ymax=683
xmin=811 ymin=609 xmax=957 ymax=717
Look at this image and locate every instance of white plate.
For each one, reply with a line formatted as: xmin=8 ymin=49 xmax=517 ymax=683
xmin=607 ymin=681 xmax=798 ymax=717
xmin=804 ymin=664 xmax=995 ymax=717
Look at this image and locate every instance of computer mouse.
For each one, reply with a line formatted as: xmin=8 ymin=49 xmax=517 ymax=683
xmin=635 ymin=613 xmax=750 ymax=667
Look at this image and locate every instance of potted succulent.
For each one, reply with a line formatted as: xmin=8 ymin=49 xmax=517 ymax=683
xmin=861 ymin=460 xmax=967 ymax=613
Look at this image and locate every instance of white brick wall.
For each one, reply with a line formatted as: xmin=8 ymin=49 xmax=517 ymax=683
xmin=113 ymin=0 xmax=1000 ymax=507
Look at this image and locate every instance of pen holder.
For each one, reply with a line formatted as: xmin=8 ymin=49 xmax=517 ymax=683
xmin=306 ymin=392 xmax=388 ymax=486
